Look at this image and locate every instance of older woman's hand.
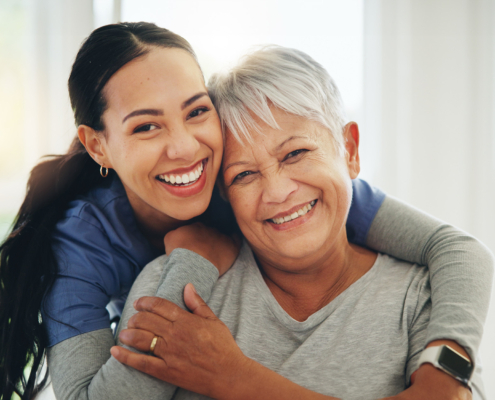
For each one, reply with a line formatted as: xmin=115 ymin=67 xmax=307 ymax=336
xmin=111 ymin=285 xmax=338 ymax=400
xmin=164 ymin=222 xmax=240 ymax=276
xmin=111 ymin=283 xmax=250 ymax=398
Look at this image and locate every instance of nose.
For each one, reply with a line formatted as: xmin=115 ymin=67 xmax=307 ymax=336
xmin=165 ymin=125 xmax=201 ymax=162
xmin=261 ymin=172 xmax=298 ymax=204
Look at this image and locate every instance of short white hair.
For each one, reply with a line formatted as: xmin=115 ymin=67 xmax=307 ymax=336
xmin=208 ymin=45 xmax=347 ymax=152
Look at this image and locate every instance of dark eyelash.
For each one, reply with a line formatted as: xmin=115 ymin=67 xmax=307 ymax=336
xmin=133 ymin=124 xmax=156 ymax=133
xmin=283 ymin=149 xmax=308 ymax=161
xmin=188 ymin=106 xmax=210 ymax=119
xmin=231 ymin=171 xmax=253 ymax=184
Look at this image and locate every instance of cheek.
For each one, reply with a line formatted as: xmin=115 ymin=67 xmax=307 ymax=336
xmin=109 ymin=139 xmax=160 ymax=177
xmin=199 ymin=117 xmax=223 ymax=150
xmin=228 ymin=186 xmax=257 ymax=224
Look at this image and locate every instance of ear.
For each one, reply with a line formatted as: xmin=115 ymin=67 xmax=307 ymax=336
xmin=343 ymin=122 xmax=360 ymax=179
xmin=78 ymin=125 xmax=113 ymax=168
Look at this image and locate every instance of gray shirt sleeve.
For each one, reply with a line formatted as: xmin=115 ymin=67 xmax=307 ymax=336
xmin=47 ymin=249 xmax=219 ymax=400
xmin=366 ymin=195 xmax=494 ymax=361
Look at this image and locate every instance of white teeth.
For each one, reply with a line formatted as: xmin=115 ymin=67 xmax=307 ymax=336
xmin=270 ymin=200 xmax=317 ymax=225
xmin=157 ymin=161 xmax=205 ymax=186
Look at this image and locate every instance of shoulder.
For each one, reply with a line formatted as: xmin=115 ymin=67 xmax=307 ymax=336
xmin=52 ymin=175 xmax=158 ymax=273
xmin=372 ymin=254 xmax=430 ymax=293
xmin=371 ymin=254 xmax=431 ymax=321
xmin=347 ymin=179 xmax=386 ymax=245
xmin=59 ymin=175 xmax=129 ymax=230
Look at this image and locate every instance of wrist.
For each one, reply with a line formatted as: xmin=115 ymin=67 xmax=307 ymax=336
xmin=215 ymin=356 xmax=258 ymax=400
xmin=414 ymin=342 xmax=473 ymax=389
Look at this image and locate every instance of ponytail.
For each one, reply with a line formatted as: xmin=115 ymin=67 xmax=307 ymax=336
xmin=0 ymin=21 xmax=198 ymax=399
xmin=0 ymin=138 xmax=106 ymax=399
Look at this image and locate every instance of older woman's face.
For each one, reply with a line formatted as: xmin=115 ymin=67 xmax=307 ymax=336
xmin=222 ymin=106 xmax=360 ymax=268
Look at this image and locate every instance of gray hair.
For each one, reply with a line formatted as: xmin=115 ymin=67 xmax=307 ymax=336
xmin=208 ymin=45 xmax=347 ymax=152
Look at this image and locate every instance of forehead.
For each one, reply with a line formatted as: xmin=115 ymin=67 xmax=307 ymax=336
xmin=223 ymin=107 xmax=332 ymax=164
xmin=104 ymin=47 xmax=205 ymax=114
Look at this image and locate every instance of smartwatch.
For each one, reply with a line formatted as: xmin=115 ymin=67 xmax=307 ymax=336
xmin=417 ymin=345 xmax=474 ymax=386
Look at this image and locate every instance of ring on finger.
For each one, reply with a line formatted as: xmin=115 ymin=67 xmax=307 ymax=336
xmin=149 ymin=335 xmax=158 ymax=355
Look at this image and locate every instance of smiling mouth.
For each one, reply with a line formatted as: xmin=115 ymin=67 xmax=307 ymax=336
xmin=268 ymin=200 xmax=317 ymax=225
xmin=156 ymin=160 xmax=205 ymax=187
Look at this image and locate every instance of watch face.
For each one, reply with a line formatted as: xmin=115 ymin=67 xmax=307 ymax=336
xmin=438 ymin=346 xmax=474 ymax=381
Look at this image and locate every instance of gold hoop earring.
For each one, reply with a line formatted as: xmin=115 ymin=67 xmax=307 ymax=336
xmin=100 ymin=165 xmax=109 ymax=178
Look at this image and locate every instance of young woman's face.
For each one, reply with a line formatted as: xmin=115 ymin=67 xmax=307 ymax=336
xmin=98 ymin=48 xmax=223 ymax=225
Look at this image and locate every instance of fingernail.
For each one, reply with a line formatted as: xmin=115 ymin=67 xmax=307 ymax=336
xmin=133 ymin=299 xmax=138 ymax=308
xmin=190 ymin=283 xmax=197 ymax=294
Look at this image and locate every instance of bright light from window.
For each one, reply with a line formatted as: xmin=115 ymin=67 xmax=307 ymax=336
xmin=121 ymin=0 xmax=363 ymax=120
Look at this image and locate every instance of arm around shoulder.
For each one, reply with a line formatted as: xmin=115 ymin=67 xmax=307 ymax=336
xmin=366 ymin=195 xmax=494 ymax=360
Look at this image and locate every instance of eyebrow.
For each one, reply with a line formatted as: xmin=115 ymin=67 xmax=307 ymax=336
xmin=181 ymin=92 xmax=208 ymax=110
xmin=223 ymin=161 xmax=251 ymax=173
xmin=275 ymin=135 xmax=307 ymax=151
xmin=121 ymin=92 xmax=209 ymax=124
xmin=122 ymin=109 xmax=163 ymax=124
xmin=224 ymin=135 xmax=309 ymax=173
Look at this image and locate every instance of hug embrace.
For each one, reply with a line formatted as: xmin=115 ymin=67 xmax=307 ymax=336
xmin=0 ymin=22 xmax=493 ymax=400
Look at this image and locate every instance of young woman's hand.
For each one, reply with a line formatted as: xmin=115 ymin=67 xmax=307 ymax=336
xmin=164 ymin=222 xmax=240 ymax=276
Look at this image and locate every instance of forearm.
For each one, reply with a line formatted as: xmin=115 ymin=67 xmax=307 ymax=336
xmin=48 ymin=251 xmax=219 ymax=400
xmin=220 ymin=358 xmax=338 ymax=400
xmin=366 ymin=196 xmax=494 ymax=360
xmin=47 ymin=329 xmax=172 ymax=400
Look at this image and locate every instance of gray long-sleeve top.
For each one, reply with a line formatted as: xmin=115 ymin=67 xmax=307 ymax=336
xmin=47 ymin=196 xmax=494 ymax=399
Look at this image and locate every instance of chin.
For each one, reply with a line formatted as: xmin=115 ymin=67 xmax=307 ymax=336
xmin=164 ymin=199 xmax=210 ymax=221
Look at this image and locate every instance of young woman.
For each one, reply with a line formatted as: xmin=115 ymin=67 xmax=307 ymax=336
xmin=0 ymin=23 xmax=492 ymax=400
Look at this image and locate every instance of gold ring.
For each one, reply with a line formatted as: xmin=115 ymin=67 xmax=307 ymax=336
xmin=149 ymin=336 xmax=158 ymax=354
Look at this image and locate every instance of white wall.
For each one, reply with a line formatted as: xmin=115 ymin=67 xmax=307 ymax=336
xmin=5 ymin=0 xmax=495 ymax=397
xmin=364 ymin=0 xmax=495 ymax=397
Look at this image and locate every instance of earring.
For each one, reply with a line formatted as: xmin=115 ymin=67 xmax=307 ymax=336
xmin=100 ymin=165 xmax=109 ymax=178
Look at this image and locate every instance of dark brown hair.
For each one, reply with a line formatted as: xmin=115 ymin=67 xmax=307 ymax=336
xmin=0 ymin=22 xmax=196 ymax=400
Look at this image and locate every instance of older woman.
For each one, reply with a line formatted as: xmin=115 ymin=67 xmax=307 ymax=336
xmin=114 ymin=47 xmax=484 ymax=398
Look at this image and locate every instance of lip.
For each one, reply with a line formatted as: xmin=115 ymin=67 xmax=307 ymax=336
xmin=156 ymin=159 xmax=209 ymax=198
xmin=267 ymin=200 xmax=317 ymax=220
xmin=157 ymin=159 xmax=205 ymax=176
xmin=266 ymin=199 xmax=317 ymax=231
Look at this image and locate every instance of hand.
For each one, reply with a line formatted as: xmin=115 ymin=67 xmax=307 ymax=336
xmin=111 ymin=284 xmax=250 ymax=399
xmin=164 ymin=222 xmax=240 ymax=276
xmin=381 ymin=364 xmax=471 ymax=400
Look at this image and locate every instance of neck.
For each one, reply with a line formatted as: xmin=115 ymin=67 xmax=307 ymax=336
xmin=257 ymin=236 xmax=377 ymax=322
xmin=124 ymin=185 xmax=186 ymax=252
xmin=133 ymin=211 xmax=184 ymax=252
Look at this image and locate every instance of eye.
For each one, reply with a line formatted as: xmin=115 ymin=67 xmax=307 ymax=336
xmin=187 ymin=107 xmax=210 ymax=120
xmin=232 ymin=170 xmax=254 ymax=184
xmin=283 ymin=149 xmax=308 ymax=161
xmin=133 ymin=124 xmax=159 ymax=134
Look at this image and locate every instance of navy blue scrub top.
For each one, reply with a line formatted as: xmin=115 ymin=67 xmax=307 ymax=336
xmin=42 ymin=176 xmax=385 ymax=347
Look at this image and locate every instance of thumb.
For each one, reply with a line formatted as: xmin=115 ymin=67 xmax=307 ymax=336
xmin=184 ymin=283 xmax=216 ymax=319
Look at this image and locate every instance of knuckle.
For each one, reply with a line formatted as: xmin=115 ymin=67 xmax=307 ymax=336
xmin=169 ymin=306 xmax=180 ymax=321
xmin=148 ymin=296 xmax=165 ymax=311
